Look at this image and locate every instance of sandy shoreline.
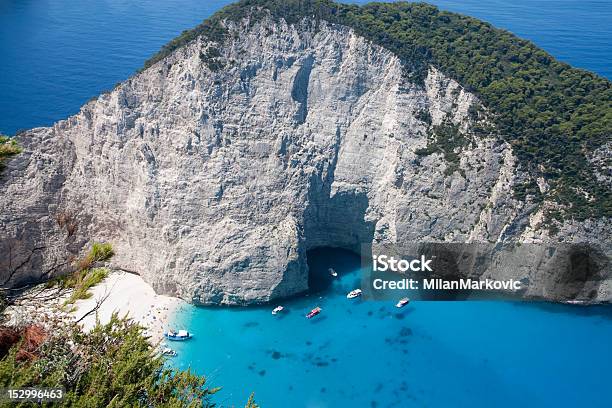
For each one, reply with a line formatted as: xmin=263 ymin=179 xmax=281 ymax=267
xmin=72 ymin=271 xmax=186 ymax=343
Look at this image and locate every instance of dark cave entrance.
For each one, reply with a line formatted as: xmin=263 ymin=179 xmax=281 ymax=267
xmin=306 ymin=247 xmax=362 ymax=293
xmin=298 ymin=155 xmax=376 ymax=295
xmin=301 ymin=188 xmax=375 ymax=294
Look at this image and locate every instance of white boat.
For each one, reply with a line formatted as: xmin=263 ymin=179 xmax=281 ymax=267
xmin=564 ymin=300 xmax=586 ymax=305
xmin=346 ymin=289 xmax=362 ymax=299
xmin=161 ymin=347 xmax=177 ymax=357
xmin=396 ymin=297 xmax=410 ymax=308
xmin=272 ymin=306 xmax=284 ymax=315
xmin=165 ymin=329 xmax=193 ymax=341
xmin=329 ymin=268 xmax=338 ymax=277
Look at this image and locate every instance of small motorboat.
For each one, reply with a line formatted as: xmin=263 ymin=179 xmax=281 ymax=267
xmin=346 ymin=289 xmax=362 ymax=299
xmin=161 ymin=347 xmax=177 ymax=357
xmin=396 ymin=297 xmax=410 ymax=308
xmin=329 ymin=268 xmax=338 ymax=277
xmin=306 ymin=306 xmax=322 ymax=319
xmin=272 ymin=306 xmax=284 ymax=315
xmin=165 ymin=329 xmax=193 ymax=341
xmin=564 ymin=300 xmax=585 ymax=305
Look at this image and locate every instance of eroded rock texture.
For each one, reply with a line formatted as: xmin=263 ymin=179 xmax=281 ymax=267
xmin=1 ymin=17 xmax=609 ymax=303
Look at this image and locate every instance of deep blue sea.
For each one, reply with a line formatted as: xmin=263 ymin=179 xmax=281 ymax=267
xmin=1 ymin=1 xmax=611 ymax=407
xmin=0 ymin=0 xmax=611 ymax=135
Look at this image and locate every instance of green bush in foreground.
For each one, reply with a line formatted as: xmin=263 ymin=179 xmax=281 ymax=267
xmin=77 ymin=242 xmax=114 ymax=271
xmin=45 ymin=243 xmax=115 ymax=306
xmin=61 ymin=267 xmax=109 ymax=306
xmin=0 ymin=316 xmax=258 ymax=407
xmin=0 ymin=242 xmax=257 ymax=407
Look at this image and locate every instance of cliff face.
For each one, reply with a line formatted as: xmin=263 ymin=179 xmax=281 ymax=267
xmin=1 ymin=16 xmax=609 ymax=304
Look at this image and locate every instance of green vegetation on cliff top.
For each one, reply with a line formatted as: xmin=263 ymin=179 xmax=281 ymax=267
xmin=144 ymin=0 xmax=611 ymax=220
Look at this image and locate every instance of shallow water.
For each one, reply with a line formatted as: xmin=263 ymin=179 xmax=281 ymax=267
xmin=2 ymin=1 xmax=610 ymax=405
xmin=168 ymin=249 xmax=612 ymax=407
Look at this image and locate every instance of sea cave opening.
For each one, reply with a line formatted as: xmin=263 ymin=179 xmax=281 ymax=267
xmin=306 ymin=247 xmax=362 ymax=294
xmin=300 ymin=185 xmax=375 ymax=295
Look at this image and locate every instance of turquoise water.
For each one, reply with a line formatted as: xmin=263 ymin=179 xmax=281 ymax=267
xmin=2 ymin=1 xmax=611 ymax=406
xmin=168 ymin=249 xmax=612 ymax=407
xmin=0 ymin=0 xmax=611 ymax=134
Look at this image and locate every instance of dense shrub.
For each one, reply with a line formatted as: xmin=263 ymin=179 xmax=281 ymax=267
xmin=0 ymin=242 xmax=258 ymax=407
xmin=0 ymin=316 xmax=224 ymax=407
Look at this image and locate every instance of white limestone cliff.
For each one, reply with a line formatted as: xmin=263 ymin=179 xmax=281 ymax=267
xmin=1 ymin=17 xmax=609 ymax=304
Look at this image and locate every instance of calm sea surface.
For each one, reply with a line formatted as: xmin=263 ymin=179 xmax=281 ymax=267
xmin=169 ymin=249 xmax=612 ymax=407
xmin=0 ymin=0 xmax=610 ymax=134
xmin=1 ymin=1 xmax=611 ymax=407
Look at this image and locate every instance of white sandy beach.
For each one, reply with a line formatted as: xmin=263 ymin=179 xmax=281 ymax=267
xmin=72 ymin=271 xmax=186 ymax=343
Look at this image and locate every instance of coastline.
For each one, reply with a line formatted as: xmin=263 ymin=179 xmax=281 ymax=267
xmin=72 ymin=271 xmax=186 ymax=344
